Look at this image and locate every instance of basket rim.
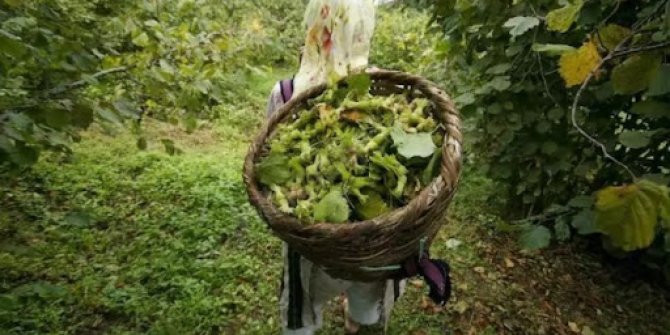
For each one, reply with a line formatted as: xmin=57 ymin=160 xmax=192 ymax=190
xmin=243 ymin=69 xmax=462 ymax=236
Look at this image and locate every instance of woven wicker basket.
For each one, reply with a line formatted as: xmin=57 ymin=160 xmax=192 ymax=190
xmin=243 ymin=70 xmax=462 ymax=282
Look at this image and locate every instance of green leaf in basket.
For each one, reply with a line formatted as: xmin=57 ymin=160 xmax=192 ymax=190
xmin=391 ymin=126 xmax=436 ymax=160
xmin=313 ymin=190 xmax=350 ymax=223
xmin=355 ymin=190 xmax=390 ymax=220
xmin=256 ymin=152 xmax=292 ymax=186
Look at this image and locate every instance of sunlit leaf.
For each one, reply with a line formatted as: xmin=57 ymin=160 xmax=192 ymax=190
xmin=256 ymin=152 xmax=292 ymax=186
xmin=132 ymin=32 xmax=150 ymax=47
xmin=531 ymin=43 xmax=576 ymax=56
xmin=594 ymin=181 xmax=670 ymax=251
xmin=558 ymin=40 xmax=601 ymax=87
xmin=502 ymin=16 xmax=540 ymax=37
xmin=546 ymin=0 xmax=584 ymax=33
xmin=354 ymin=190 xmax=390 ymax=220
xmin=391 ymin=126 xmax=436 ymax=159
xmin=313 ymin=190 xmax=350 ymax=223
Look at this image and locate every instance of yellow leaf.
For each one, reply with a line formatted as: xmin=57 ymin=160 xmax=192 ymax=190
xmin=546 ymin=0 xmax=584 ymax=33
xmin=559 ymin=41 xmax=602 ymax=87
xmin=595 ymin=180 xmax=670 ymax=251
xmin=596 ymin=24 xmax=632 ymax=51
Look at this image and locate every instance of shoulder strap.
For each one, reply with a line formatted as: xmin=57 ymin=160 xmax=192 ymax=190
xmin=279 ymin=78 xmax=294 ymax=103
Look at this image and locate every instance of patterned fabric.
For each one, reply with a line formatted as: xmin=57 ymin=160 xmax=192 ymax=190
xmin=293 ymin=0 xmax=376 ymax=95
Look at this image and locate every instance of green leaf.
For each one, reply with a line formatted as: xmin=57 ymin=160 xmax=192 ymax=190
xmin=113 ymin=99 xmax=139 ymax=120
xmin=63 ymin=211 xmax=93 ymax=227
xmin=454 ymin=92 xmax=475 ymax=106
xmin=161 ymin=139 xmax=176 ymax=155
xmin=554 ymin=219 xmax=572 ymax=242
xmin=572 ymin=209 xmax=598 ymax=235
xmin=618 ymin=130 xmax=655 ymax=149
xmin=45 ymin=108 xmax=70 ymax=129
xmin=531 ymin=43 xmax=576 ymax=56
xmin=345 ymin=73 xmax=372 ymax=97
xmin=486 ymin=63 xmax=512 ymax=75
xmin=502 ymin=16 xmax=540 ymax=36
xmin=546 ymin=0 xmax=584 ymax=33
xmin=0 ymin=29 xmax=26 ymax=58
xmin=421 ymin=149 xmax=443 ymax=185
xmin=354 ymin=191 xmax=390 ymax=220
xmin=489 ymin=76 xmax=511 ymax=91
xmin=519 ymin=225 xmax=552 ymax=250
xmin=568 ymin=195 xmax=594 ymax=208
xmin=391 ymin=127 xmax=436 ymax=159
xmin=9 ymin=142 xmax=39 ymax=166
xmin=31 ymin=282 xmax=68 ymax=299
xmin=71 ymin=103 xmax=94 ymax=128
xmin=541 ymin=141 xmax=558 ymax=154
xmin=594 ymin=181 xmax=670 ymax=251
xmin=96 ymin=107 xmax=123 ymax=126
xmin=648 ymin=64 xmax=670 ymax=96
xmin=0 ymin=295 xmax=17 ymax=311
xmin=256 ymin=152 xmax=292 ymax=186
xmin=611 ymin=53 xmax=662 ymax=95
xmin=596 ymin=24 xmax=632 ymax=51
xmin=631 ymin=100 xmax=670 ymax=119
xmin=183 ymin=114 xmax=198 ymax=133
xmin=132 ymin=32 xmax=150 ymax=47
xmin=137 ymin=137 xmax=148 ymax=150
xmin=313 ymin=190 xmax=350 ymax=223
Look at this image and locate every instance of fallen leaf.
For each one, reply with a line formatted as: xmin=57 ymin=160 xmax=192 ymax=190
xmin=474 ymin=266 xmax=486 ymax=273
xmin=504 ymin=258 xmax=515 ymax=268
xmin=410 ymin=279 xmax=424 ymax=288
xmin=453 ymin=300 xmax=469 ymax=314
xmin=445 ymin=238 xmax=463 ymax=249
xmin=582 ymin=326 xmax=596 ymax=335
xmin=568 ymin=322 xmax=580 ymax=333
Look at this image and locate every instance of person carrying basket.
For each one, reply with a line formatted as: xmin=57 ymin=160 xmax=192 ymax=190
xmin=261 ymin=1 xmax=458 ymax=334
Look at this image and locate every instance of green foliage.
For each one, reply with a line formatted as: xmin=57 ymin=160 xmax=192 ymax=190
xmin=1 ymin=0 xmax=307 ymax=169
xmin=413 ymin=0 xmax=670 ymax=271
xmin=370 ymin=6 xmax=447 ymax=81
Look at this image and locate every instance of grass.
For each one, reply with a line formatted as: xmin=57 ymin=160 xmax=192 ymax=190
xmin=1 ymin=68 xmax=670 ymax=335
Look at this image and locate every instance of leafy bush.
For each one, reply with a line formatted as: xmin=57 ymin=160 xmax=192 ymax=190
xmin=411 ymin=0 xmax=670 ymax=276
xmin=1 ymin=0 xmax=306 ymax=170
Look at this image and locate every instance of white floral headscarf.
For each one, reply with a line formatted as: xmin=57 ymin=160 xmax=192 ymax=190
xmin=293 ymin=0 xmax=376 ymax=95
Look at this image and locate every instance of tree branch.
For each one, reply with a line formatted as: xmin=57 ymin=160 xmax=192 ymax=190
xmin=570 ymin=36 xmax=638 ymax=181
xmin=47 ymin=66 xmax=128 ymax=95
xmin=612 ymin=41 xmax=670 ymax=58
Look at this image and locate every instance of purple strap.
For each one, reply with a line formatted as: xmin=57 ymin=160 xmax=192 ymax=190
xmin=280 ymin=79 xmax=294 ymax=103
xmin=400 ymin=253 xmax=452 ymax=306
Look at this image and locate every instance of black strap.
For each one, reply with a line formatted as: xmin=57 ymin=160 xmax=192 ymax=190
xmin=287 ymin=247 xmax=303 ymax=329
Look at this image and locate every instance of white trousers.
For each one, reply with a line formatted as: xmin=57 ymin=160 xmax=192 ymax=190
xmin=279 ymin=243 xmax=406 ymax=335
